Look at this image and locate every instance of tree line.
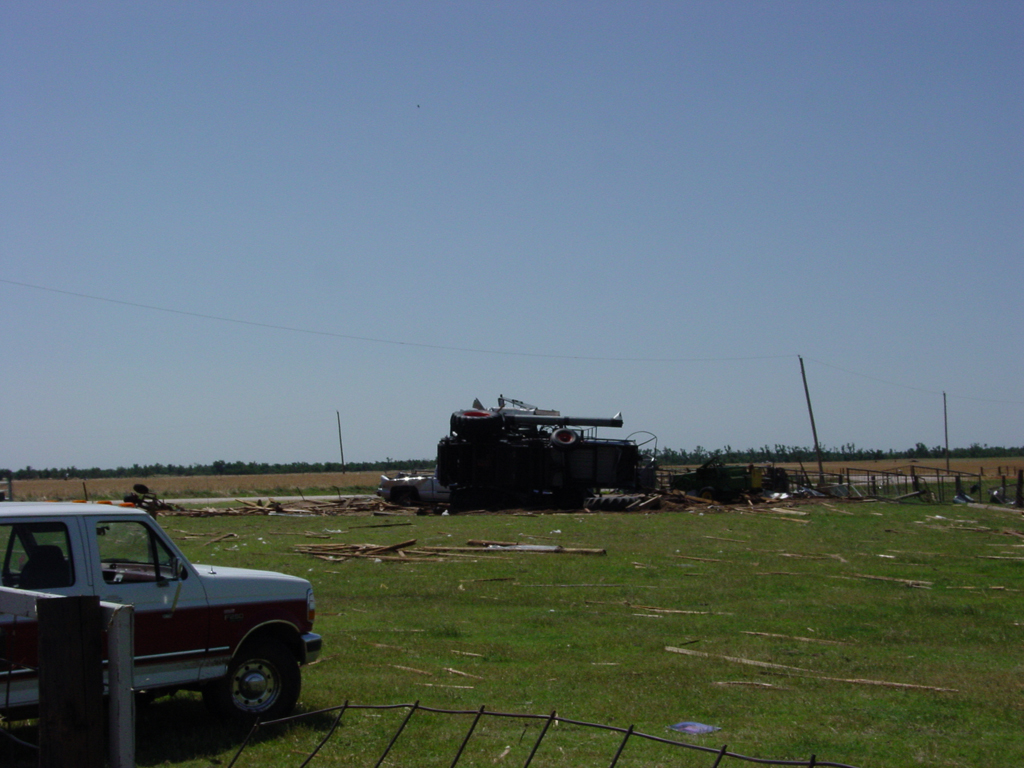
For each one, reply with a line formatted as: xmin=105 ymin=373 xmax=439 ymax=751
xmin=651 ymin=443 xmax=1024 ymax=466
xmin=5 ymin=443 xmax=1022 ymax=481
xmin=4 ymin=458 xmax=434 ymax=481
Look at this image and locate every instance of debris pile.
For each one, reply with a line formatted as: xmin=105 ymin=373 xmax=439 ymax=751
xmin=173 ymin=497 xmax=406 ymax=517
xmin=165 ymin=488 xmax=881 ymax=518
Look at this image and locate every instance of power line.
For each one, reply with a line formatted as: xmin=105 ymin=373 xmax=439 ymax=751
xmin=3 ymin=278 xmax=1021 ymax=405
xmin=803 ymin=357 xmax=1023 ymax=405
xmin=0 ymin=278 xmax=790 ymax=364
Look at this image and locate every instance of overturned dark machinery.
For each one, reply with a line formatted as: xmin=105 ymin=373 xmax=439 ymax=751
xmin=436 ymin=396 xmax=647 ymax=509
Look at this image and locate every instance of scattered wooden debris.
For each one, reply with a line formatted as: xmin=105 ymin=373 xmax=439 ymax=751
xmin=466 ymin=539 xmax=606 ymax=554
xmin=665 ymin=647 xmax=958 ymax=692
xmin=170 ymin=497 xmax=404 ymax=517
xmin=586 ymin=600 xmax=724 ymax=615
xmin=802 ymin=675 xmax=958 ymax=693
xmin=751 ymin=514 xmax=811 ymax=524
xmin=741 ymin=631 xmax=848 ymax=645
xmin=391 ymin=664 xmax=432 ymax=676
xmin=945 ymin=585 xmax=1017 ymax=591
xmin=665 ymin=646 xmax=812 ymax=673
xmin=850 ymin=573 xmax=933 ymax=588
xmin=713 ymin=681 xmax=787 ymax=689
xmin=165 ymin=491 xmax=887 ymax=518
xmin=622 ymin=494 xmax=661 ymax=511
xmin=295 ymin=539 xmax=606 ymax=563
xmin=443 ymin=667 xmax=484 ymax=680
xmin=415 ymin=683 xmax=474 ymax=689
xmin=202 ymin=532 xmax=238 ymax=547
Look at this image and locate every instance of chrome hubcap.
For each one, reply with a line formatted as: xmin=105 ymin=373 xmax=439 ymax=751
xmin=231 ymin=660 xmax=279 ymax=711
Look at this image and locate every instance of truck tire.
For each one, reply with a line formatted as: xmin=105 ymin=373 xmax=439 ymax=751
xmin=203 ymin=638 xmax=301 ymax=721
xmin=451 ymin=411 xmax=501 ymax=439
xmin=550 ymin=428 xmax=578 ymax=449
xmin=390 ymin=487 xmax=417 ymax=506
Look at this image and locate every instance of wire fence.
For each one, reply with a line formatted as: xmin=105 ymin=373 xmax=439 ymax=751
xmin=820 ymin=465 xmax=1021 ymax=505
xmin=227 ymin=701 xmax=862 ymax=768
xmin=656 ymin=462 xmax=1024 ymax=508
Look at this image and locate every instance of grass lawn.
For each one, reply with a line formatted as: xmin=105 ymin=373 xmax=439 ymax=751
xmin=3 ymin=499 xmax=1022 ymax=767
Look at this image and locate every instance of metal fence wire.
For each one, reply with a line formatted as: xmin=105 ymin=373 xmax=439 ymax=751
xmin=227 ymin=701 xmax=862 ymax=768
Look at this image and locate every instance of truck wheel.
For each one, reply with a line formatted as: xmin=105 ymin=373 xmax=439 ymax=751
xmin=699 ymin=487 xmax=716 ymax=501
xmin=550 ymin=428 xmax=578 ymax=449
xmin=451 ymin=410 xmax=502 ymax=439
xmin=203 ymin=638 xmax=301 ymax=721
xmin=391 ymin=487 xmax=416 ymax=506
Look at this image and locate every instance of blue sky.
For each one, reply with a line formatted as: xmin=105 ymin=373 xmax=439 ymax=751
xmin=2 ymin=1 xmax=1021 ymax=470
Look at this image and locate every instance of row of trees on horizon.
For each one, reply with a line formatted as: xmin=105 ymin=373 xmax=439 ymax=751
xmin=5 ymin=443 xmax=1022 ymax=481
xmin=651 ymin=442 xmax=1024 ymax=466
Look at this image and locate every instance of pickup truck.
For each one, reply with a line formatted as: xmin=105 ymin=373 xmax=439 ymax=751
xmin=377 ymin=471 xmax=450 ymax=505
xmin=0 ymin=501 xmax=321 ymax=721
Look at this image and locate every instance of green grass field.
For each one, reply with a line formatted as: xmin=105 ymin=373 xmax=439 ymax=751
xmin=4 ymin=499 xmax=1022 ymax=767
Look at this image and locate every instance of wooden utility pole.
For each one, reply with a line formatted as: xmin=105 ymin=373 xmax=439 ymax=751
xmin=943 ymin=392 xmax=950 ymax=471
xmin=799 ymin=356 xmax=825 ymax=487
xmin=336 ymin=411 xmax=346 ymax=473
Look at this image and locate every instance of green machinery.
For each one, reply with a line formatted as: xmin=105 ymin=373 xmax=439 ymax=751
xmin=668 ymin=457 xmax=789 ymax=502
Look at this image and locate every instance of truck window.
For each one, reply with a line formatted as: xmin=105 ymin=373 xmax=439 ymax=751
xmin=0 ymin=522 xmax=75 ymax=590
xmin=96 ymin=521 xmax=177 ymax=584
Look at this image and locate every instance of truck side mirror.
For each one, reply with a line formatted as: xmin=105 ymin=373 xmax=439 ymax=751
xmin=170 ymin=556 xmax=188 ymax=581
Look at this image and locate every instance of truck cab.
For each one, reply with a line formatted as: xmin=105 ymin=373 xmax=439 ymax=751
xmin=376 ymin=471 xmax=450 ymax=505
xmin=0 ymin=502 xmax=320 ymax=721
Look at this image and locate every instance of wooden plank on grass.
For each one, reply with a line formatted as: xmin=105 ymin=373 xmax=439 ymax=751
xmin=665 ymin=646 xmax=812 ymax=672
xmin=362 ymin=539 xmax=417 ymax=556
xmin=804 ymin=675 xmax=958 ymax=693
xmin=391 ymin=664 xmax=432 ymax=676
xmin=203 ymin=532 xmax=238 ymax=546
xmin=665 ymin=646 xmax=958 ymax=692
xmin=443 ymin=667 xmax=484 ymax=680
xmin=852 ymin=573 xmax=933 ymax=587
xmin=741 ymin=631 xmax=848 ymax=645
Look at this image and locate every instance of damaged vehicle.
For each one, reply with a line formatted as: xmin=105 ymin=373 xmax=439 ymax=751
xmin=376 ymin=471 xmax=450 ymax=506
xmin=436 ymin=396 xmax=651 ymax=509
xmin=668 ymin=456 xmax=789 ymax=502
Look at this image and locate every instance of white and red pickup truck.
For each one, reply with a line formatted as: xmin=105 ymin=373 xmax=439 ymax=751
xmin=0 ymin=501 xmax=321 ymax=720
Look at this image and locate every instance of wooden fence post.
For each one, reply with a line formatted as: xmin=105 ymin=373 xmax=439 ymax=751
xmin=37 ymin=594 xmax=104 ymax=768
xmin=1016 ymin=469 xmax=1023 ymax=509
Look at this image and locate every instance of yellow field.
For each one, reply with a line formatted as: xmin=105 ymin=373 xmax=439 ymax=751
xmin=7 ymin=471 xmax=385 ymax=502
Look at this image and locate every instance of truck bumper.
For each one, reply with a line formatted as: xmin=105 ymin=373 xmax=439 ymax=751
xmin=302 ymin=632 xmax=323 ymax=664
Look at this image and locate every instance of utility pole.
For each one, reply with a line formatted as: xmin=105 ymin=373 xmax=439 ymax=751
xmin=336 ymin=411 xmax=346 ymax=473
xmin=799 ymin=356 xmax=824 ymax=487
xmin=943 ymin=392 xmax=950 ymax=472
